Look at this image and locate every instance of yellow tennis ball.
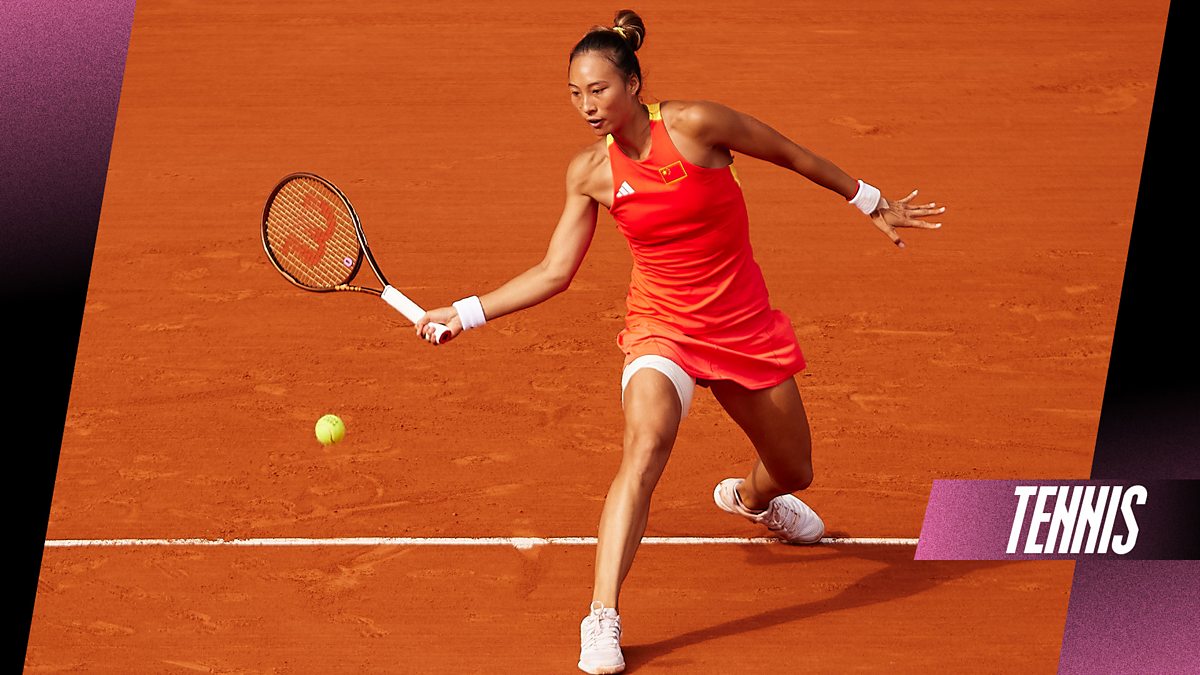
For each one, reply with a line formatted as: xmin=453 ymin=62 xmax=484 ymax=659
xmin=315 ymin=414 xmax=346 ymax=445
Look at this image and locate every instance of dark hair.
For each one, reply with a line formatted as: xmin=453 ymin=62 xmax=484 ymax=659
xmin=569 ymin=9 xmax=647 ymax=96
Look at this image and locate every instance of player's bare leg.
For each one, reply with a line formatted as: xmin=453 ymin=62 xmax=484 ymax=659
xmin=591 ymin=369 xmax=682 ymax=611
xmin=709 ymin=376 xmax=814 ymax=510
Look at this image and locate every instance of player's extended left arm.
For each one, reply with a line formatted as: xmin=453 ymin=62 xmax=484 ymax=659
xmin=687 ymin=100 xmax=858 ymax=198
xmin=690 ymin=101 xmax=945 ymax=247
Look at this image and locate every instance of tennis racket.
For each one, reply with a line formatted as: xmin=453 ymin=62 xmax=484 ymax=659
xmin=261 ymin=172 xmax=451 ymax=345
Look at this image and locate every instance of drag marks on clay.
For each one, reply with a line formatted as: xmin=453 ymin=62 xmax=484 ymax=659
xmin=74 ymin=620 xmax=136 ymax=637
xmin=172 ymin=609 xmax=222 ymax=634
xmin=269 ymin=547 xmax=415 ymax=608
xmin=172 ymin=267 xmax=212 ymax=283
xmin=22 ymin=660 xmax=94 ymax=672
xmin=252 ymin=383 xmax=288 ymax=396
xmin=43 ymin=553 xmax=110 ymax=579
xmin=158 ymin=660 xmax=223 ymax=673
xmin=62 ymin=407 xmax=124 ymax=437
xmin=333 ymin=614 xmax=389 ymax=638
xmin=239 ymin=497 xmax=417 ymax=532
xmin=851 ymin=327 xmax=955 ymax=337
xmin=526 ymin=396 xmax=575 ymax=427
xmin=828 ymin=116 xmax=890 ymax=137
xmin=117 ymin=467 xmax=182 ymax=482
xmin=1000 ymin=301 xmax=1080 ymax=322
xmin=451 ymin=452 xmax=512 ymax=466
xmin=481 ymin=483 xmax=523 ymax=498
xmin=822 ymin=483 xmax=924 ymax=502
xmin=134 ymin=320 xmax=192 ymax=331
xmin=165 ymin=243 xmax=267 ymax=304
xmin=190 ymin=289 xmax=261 ymax=303
xmin=518 ymin=336 xmax=596 ymax=357
xmin=1034 ymin=80 xmax=1150 ymax=116
xmin=847 ymin=392 xmax=904 ymax=415
xmin=513 ymin=544 xmax=546 ymax=600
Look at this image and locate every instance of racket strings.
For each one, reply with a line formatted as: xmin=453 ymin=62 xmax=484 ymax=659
xmin=264 ymin=177 xmax=362 ymax=289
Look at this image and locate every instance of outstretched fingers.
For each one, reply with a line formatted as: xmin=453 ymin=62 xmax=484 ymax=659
xmin=899 ymin=196 xmax=946 ymax=228
xmin=905 ymin=205 xmax=946 ymax=218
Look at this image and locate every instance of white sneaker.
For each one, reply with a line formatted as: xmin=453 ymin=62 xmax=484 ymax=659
xmin=578 ymin=600 xmax=625 ymax=674
xmin=713 ymin=477 xmax=825 ymax=544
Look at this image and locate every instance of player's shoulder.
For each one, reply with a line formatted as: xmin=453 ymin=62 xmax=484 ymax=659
xmin=659 ymin=99 xmax=735 ymax=132
xmin=566 ymin=140 xmax=609 ymax=186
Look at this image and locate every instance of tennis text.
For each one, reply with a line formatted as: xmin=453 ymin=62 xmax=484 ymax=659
xmin=1006 ymin=485 xmax=1147 ymax=555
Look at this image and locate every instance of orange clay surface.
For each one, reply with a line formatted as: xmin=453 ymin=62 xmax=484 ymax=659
xmin=28 ymin=1 xmax=1168 ymax=672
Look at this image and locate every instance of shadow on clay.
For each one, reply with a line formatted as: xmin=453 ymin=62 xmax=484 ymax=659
xmin=620 ymin=544 xmax=1022 ymax=672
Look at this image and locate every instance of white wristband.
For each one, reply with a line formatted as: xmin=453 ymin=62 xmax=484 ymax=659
xmin=848 ymin=179 xmax=882 ymax=215
xmin=452 ymin=295 xmax=487 ymax=331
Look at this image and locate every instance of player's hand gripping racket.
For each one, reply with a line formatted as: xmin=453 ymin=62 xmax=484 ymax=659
xmin=261 ymin=172 xmax=452 ymax=344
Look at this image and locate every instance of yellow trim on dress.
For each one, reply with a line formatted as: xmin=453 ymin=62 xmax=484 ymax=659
xmin=729 ymin=163 xmax=742 ymax=188
xmin=608 ymin=103 xmax=659 ymax=146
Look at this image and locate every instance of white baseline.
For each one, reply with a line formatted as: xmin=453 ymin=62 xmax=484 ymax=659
xmin=45 ymin=536 xmax=917 ymax=550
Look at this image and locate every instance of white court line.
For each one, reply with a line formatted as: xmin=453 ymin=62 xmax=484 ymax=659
xmin=45 ymin=536 xmax=917 ymax=550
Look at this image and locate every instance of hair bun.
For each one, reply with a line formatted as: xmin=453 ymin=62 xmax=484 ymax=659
xmin=612 ymin=9 xmax=646 ymax=51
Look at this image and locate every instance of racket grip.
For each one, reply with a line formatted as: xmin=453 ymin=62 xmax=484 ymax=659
xmin=381 ymin=285 xmax=424 ymax=323
xmin=381 ymin=285 xmax=452 ymax=345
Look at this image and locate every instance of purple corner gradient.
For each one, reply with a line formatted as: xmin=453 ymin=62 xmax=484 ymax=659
xmin=3 ymin=0 xmax=137 ymax=668
xmin=1059 ymin=562 xmax=1200 ymax=674
xmin=0 ymin=0 xmax=136 ymax=289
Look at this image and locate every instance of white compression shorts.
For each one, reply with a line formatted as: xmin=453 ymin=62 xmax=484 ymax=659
xmin=620 ymin=354 xmax=696 ymax=421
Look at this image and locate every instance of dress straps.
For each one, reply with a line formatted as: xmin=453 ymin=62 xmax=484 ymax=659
xmin=606 ymin=102 xmax=662 ymax=147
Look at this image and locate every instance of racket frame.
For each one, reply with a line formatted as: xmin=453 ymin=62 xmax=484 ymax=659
xmin=261 ymin=171 xmax=374 ymax=294
xmin=261 ymin=171 xmax=451 ymax=343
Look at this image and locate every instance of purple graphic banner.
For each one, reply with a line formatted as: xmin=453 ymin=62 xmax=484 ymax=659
xmin=916 ymin=480 xmax=1199 ymax=560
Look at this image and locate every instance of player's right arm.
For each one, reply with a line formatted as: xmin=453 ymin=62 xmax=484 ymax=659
xmin=415 ymin=148 xmax=601 ymax=343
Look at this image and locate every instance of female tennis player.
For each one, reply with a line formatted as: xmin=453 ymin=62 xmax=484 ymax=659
xmin=415 ymin=10 xmax=944 ymax=673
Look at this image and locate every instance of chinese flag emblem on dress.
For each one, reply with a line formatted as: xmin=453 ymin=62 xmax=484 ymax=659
xmin=658 ymin=161 xmax=687 ymax=184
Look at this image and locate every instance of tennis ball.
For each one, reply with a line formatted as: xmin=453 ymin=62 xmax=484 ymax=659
xmin=315 ymin=414 xmax=346 ymax=445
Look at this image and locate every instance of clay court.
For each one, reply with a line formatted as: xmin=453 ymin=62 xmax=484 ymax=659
xmin=27 ymin=1 xmax=1168 ymax=672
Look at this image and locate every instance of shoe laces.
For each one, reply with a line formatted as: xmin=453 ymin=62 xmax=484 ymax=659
xmin=764 ymin=499 xmax=800 ymax=533
xmin=583 ymin=602 xmax=621 ymax=651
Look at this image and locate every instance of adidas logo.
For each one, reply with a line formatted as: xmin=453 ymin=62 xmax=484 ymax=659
xmin=616 ymin=180 xmax=636 ymax=199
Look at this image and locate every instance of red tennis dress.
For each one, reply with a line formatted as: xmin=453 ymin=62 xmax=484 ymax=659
xmin=608 ymin=101 xmax=806 ymax=390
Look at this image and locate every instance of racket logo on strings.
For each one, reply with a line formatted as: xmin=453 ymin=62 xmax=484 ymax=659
xmin=280 ymin=194 xmax=338 ymax=268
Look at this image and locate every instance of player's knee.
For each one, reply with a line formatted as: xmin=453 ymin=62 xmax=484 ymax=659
xmin=619 ymin=433 xmax=672 ymax=484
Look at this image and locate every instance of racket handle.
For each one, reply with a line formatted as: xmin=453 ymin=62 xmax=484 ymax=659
xmin=381 ymin=285 xmax=452 ymax=345
xmin=427 ymin=322 xmax=452 ymax=345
